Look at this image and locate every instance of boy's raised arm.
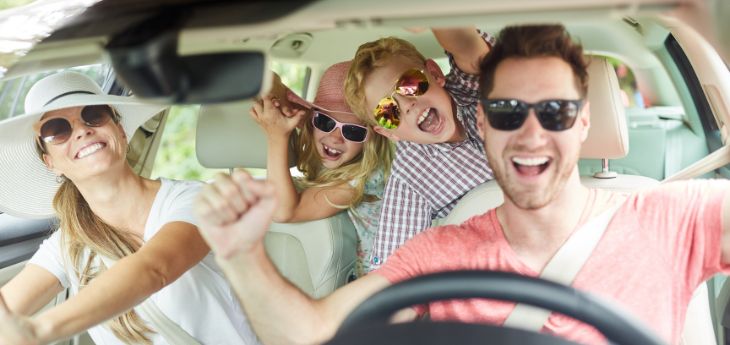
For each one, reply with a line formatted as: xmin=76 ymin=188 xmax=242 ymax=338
xmin=432 ymin=27 xmax=491 ymax=75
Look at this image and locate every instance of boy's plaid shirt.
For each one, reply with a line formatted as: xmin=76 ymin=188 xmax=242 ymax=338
xmin=370 ymin=32 xmax=496 ymax=269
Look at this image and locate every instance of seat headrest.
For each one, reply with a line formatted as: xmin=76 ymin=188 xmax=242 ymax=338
xmin=579 ymin=57 xmax=629 ymax=159
xmin=196 ymin=100 xmax=296 ymax=169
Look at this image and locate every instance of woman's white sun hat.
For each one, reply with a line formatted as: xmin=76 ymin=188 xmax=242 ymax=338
xmin=0 ymin=71 xmax=167 ymax=219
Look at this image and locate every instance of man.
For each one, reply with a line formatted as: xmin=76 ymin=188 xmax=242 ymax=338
xmin=195 ymin=24 xmax=730 ymax=345
xmin=343 ymin=29 xmax=495 ymax=268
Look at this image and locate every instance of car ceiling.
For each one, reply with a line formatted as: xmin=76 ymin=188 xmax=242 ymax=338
xmin=2 ymin=0 xmax=696 ymax=81
xmin=45 ymin=0 xmax=318 ymax=42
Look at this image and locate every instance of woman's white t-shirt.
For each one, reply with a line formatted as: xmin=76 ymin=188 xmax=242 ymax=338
xmin=28 ymin=178 xmax=260 ymax=345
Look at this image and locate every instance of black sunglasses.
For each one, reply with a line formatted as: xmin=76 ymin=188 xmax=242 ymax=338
xmin=480 ymin=98 xmax=584 ymax=132
xmin=311 ymin=111 xmax=369 ymax=143
xmin=36 ymin=105 xmax=117 ymax=148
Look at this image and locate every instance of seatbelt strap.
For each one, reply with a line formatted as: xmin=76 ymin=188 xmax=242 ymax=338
xmin=99 ymin=255 xmax=202 ymax=345
xmin=664 ymin=144 xmax=730 ymax=182
xmin=502 ymin=204 xmax=622 ymax=331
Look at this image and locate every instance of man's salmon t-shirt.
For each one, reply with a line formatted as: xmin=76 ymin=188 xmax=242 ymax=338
xmin=375 ymin=180 xmax=730 ymax=344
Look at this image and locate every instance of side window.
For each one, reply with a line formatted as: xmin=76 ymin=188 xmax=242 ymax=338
xmin=605 ymin=57 xmax=647 ymax=109
xmin=664 ymin=34 xmax=726 ymax=177
xmin=150 ymin=62 xmax=310 ymax=181
xmin=150 ymin=105 xmax=228 ymax=181
xmin=273 ymin=62 xmax=310 ymax=177
xmin=0 ymin=65 xmax=109 ymax=121
xmin=272 ymin=61 xmax=310 ymax=97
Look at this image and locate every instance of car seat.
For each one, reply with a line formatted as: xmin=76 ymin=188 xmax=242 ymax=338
xmin=196 ymin=100 xmax=358 ymax=298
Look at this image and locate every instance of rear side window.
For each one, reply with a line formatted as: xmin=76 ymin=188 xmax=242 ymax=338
xmin=150 ymin=62 xmax=310 ymax=181
xmin=150 ymin=105 xmax=230 ymax=181
xmin=272 ymin=61 xmax=310 ymax=97
xmin=605 ymin=57 xmax=647 ymax=109
xmin=0 ymin=65 xmax=110 ymax=121
xmin=665 ymin=34 xmax=726 ymax=176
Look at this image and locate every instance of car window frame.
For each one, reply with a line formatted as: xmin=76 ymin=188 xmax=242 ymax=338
xmin=665 ymin=34 xmax=728 ymax=178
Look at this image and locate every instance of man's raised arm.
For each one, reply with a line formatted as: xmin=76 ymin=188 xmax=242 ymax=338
xmin=195 ymin=170 xmax=393 ymax=344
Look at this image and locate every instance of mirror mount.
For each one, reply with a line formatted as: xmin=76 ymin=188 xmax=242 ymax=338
xmin=106 ymin=11 xmax=266 ymax=104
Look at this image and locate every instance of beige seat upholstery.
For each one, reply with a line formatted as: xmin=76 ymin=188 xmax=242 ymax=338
xmin=442 ymin=57 xmax=715 ymax=344
xmin=196 ymin=100 xmax=358 ymax=298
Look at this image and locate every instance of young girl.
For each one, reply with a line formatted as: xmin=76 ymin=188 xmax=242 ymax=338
xmin=250 ymin=61 xmax=393 ymax=276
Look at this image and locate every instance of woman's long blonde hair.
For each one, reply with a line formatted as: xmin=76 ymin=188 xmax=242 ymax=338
xmin=296 ymin=116 xmax=393 ymax=208
xmin=36 ymin=108 xmax=155 ymax=344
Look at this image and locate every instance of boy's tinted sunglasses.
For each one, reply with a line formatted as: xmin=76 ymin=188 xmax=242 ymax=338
xmin=373 ymin=68 xmax=429 ymax=130
xmin=312 ymin=111 xmax=369 ymax=143
xmin=480 ymin=98 xmax=584 ymax=131
xmin=36 ymin=105 xmax=117 ymax=148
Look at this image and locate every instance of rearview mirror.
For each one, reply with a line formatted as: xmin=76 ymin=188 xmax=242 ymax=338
xmin=106 ymin=18 xmax=268 ymax=104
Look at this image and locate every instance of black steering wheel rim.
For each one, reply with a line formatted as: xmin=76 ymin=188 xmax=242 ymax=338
xmin=335 ymin=271 xmax=665 ymax=345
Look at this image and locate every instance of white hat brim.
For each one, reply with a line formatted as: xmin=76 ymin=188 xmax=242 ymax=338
xmin=0 ymin=95 xmax=167 ymax=219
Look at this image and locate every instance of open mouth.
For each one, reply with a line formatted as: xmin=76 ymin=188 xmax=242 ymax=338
xmin=417 ymin=108 xmax=442 ymax=133
xmin=322 ymin=144 xmax=343 ymax=160
xmin=512 ymin=156 xmax=551 ymax=176
xmin=75 ymin=142 xmax=107 ymax=159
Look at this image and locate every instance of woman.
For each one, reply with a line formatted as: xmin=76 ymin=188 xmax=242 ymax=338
xmin=0 ymin=72 xmax=258 ymax=344
xmin=250 ymin=61 xmax=393 ymax=276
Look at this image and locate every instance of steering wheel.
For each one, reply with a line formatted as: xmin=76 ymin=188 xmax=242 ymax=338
xmin=324 ymin=271 xmax=665 ymax=345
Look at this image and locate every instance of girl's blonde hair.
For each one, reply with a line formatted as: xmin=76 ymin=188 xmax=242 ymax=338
xmin=36 ymin=107 xmax=155 ymax=344
xmin=296 ymin=117 xmax=393 ymax=208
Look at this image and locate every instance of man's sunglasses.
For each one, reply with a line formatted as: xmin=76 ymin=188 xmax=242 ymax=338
xmin=35 ymin=105 xmax=117 ymax=148
xmin=480 ymin=98 xmax=584 ymax=131
xmin=373 ymin=68 xmax=429 ymax=129
xmin=312 ymin=111 xmax=369 ymax=143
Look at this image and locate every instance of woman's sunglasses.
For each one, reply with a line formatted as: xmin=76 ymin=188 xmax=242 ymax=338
xmin=312 ymin=111 xmax=369 ymax=143
xmin=480 ymin=98 xmax=584 ymax=131
xmin=373 ymin=68 xmax=429 ymax=130
xmin=36 ymin=105 xmax=117 ymax=148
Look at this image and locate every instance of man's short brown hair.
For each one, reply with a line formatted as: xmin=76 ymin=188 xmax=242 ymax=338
xmin=344 ymin=37 xmax=427 ymax=126
xmin=479 ymin=24 xmax=589 ymax=99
